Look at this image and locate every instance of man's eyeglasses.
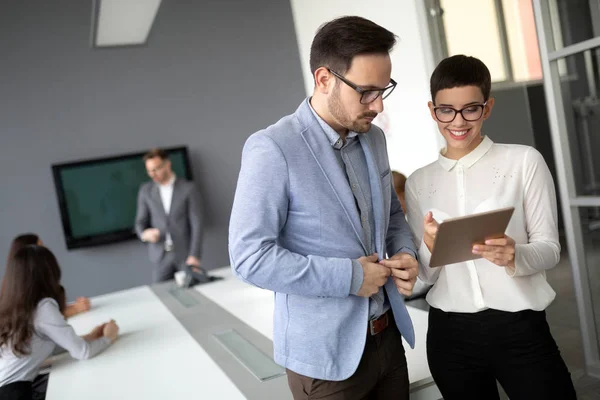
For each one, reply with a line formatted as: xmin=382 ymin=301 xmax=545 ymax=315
xmin=433 ymin=103 xmax=487 ymax=123
xmin=146 ymin=161 xmax=166 ymax=175
xmin=328 ymin=69 xmax=397 ymax=104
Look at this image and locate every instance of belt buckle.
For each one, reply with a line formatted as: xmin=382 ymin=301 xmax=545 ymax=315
xmin=369 ymin=312 xmax=389 ymax=336
xmin=369 ymin=320 xmax=377 ymax=336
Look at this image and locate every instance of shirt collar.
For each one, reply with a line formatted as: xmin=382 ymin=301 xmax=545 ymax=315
xmin=308 ymin=98 xmax=358 ymax=149
xmin=159 ymin=174 xmax=176 ymax=188
xmin=438 ymin=136 xmax=494 ymax=171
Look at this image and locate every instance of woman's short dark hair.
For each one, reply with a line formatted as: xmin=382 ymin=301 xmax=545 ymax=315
xmin=309 ymin=16 xmax=397 ymax=76
xmin=430 ymin=55 xmax=491 ymax=103
xmin=0 ymin=245 xmax=65 ymax=356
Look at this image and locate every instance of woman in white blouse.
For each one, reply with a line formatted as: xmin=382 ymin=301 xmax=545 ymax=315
xmin=0 ymin=245 xmax=119 ymax=400
xmin=405 ymin=55 xmax=576 ymax=400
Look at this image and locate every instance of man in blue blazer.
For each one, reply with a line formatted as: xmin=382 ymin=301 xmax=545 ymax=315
xmin=229 ymin=16 xmax=418 ymax=400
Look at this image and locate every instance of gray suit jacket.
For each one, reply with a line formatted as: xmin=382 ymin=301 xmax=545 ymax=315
xmin=135 ymin=178 xmax=203 ymax=264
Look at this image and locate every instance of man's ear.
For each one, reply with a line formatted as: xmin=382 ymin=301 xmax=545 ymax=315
xmin=314 ymin=67 xmax=333 ymax=95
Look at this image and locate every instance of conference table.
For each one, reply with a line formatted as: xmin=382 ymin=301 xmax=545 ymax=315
xmin=46 ymin=267 xmax=441 ymax=399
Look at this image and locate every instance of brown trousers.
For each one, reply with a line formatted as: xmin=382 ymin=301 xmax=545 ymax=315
xmin=286 ymin=321 xmax=409 ymax=400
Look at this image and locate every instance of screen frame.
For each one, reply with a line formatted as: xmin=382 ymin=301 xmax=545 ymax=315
xmin=51 ymin=146 xmax=193 ymax=250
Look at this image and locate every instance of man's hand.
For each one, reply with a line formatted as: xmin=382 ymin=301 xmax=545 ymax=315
xmin=472 ymin=235 xmax=516 ymax=269
xmin=141 ymin=228 xmax=160 ymax=243
xmin=423 ymin=211 xmax=439 ymax=252
xmin=357 ymin=253 xmax=390 ymax=298
xmin=379 ymin=252 xmax=418 ymax=297
xmin=186 ymin=256 xmax=201 ymax=267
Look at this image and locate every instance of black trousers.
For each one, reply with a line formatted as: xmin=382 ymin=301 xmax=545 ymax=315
xmin=427 ymin=307 xmax=576 ymax=400
xmin=0 ymin=381 xmax=33 ymax=400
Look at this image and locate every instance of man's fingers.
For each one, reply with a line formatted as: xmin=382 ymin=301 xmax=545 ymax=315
xmin=393 ymin=277 xmax=415 ymax=296
xmin=367 ymin=253 xmax=379 ymax=262
xmin=390 ymin=268 xmax=411 ymax=280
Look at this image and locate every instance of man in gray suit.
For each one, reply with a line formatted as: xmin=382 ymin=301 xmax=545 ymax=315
xmin=135 ymin=148 xmax=203 ymax=282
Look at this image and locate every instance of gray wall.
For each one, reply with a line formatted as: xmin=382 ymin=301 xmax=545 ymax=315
xmin=485 ymin=82 xmax=564 ymax=232
xmin=485 ymin=85 xmax=536 ymax=147
xmin=0 ymin=0 xmax=305 ymax=299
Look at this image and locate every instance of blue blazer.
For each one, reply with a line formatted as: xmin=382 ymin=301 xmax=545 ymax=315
xmin=229 ymin=99 xmax=416 ymax=381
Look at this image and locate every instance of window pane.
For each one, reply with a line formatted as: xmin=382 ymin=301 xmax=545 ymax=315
xmin=546 ymin=0 xmax=600 ymax=51
xmin=441 ymin=0 xmax=507 ymax=82
xmin=558 ymin=49 xmax=600 ymax=196
xmin=502 ymin=0 xmax=542 ymax=81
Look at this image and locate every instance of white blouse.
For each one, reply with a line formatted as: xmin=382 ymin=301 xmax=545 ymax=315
xmin=406 ymin=136 xmax=559 ymax=313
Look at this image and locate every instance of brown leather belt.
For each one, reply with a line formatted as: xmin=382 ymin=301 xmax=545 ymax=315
xmin=368 ymin=311 xmax=389 ymax=336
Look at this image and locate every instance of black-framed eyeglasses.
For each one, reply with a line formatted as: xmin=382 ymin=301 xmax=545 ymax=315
xmin=328 ymin=69 xmax=397 ymax=104
xmin=433 ymin=103 xmax=487 ymax=123
xmin=146 ymin=161 xmax=167 ymax=175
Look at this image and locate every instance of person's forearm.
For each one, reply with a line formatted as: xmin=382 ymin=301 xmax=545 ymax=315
xmin=81 ymin=333 xmax=95 ymax=342
xmin=63 ymin=304 xmax=80 ymax=319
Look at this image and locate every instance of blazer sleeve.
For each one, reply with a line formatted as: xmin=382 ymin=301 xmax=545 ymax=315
xmin=228 ymin=133 xmax=354 ymax=298
xmin=187 ymin=183 xmax=204 ymax=259
xmin=134 ymin=184 xmax=150 ymax=239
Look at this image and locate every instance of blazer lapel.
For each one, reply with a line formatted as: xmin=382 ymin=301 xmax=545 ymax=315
xmin=297 ymin=107 xmax=368 ymax=254
xmin=169 ymin=179 xmax=183 ymax=217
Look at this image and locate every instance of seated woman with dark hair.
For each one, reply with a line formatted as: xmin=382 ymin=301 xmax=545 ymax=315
xmin=0 ymin=245 xmax=118 ymax=400
xmin=7 ymin=234 xmax=90 ymax=318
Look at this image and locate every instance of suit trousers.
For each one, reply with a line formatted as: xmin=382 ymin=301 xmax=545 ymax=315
xmin=427 ymin=306 xmax=576 ymax=400
xmin=153 ymin=250 xmax=179 ymax=283
xmin=286 ymin=318 xmax=408 ymax=400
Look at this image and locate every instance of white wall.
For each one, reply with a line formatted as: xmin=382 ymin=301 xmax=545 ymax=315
xmin=289 ymin=0 xmax=443 ymax=176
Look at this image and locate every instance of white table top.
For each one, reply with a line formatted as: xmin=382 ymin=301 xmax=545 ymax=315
xmin=46 ymin=285 xmax=246 ymax=400
xmin=46 ymin=267 xmax=434 ymax=399
xmin=195 ymin=267 xmax=433 ymax=385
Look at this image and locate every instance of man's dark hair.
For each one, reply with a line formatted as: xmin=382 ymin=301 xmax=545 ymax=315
xmin=309 ymin=16 xmax=397 ymax=76
xmin=143 ymin=148 xmax=169 ymax=162
xmin=430 ymin=55 xmax=491 ymax=103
